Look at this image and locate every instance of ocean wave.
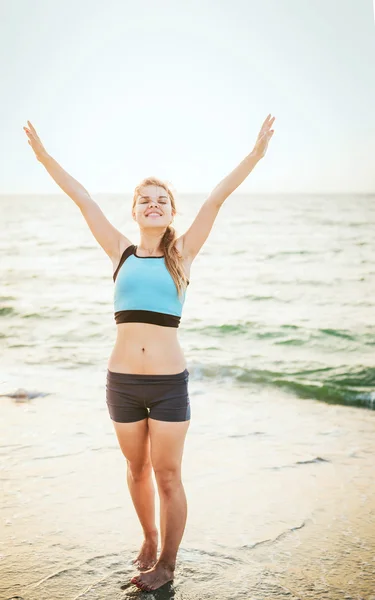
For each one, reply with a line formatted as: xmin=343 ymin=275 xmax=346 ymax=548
xmin=189 ymin=363 xmax=375 ymax=410
xmin=186 ymin=322 xmax=375 ymax=347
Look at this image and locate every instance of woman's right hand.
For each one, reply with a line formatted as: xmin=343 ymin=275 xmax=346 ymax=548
xmin=23 ymin=120 xmax=49 ymax=162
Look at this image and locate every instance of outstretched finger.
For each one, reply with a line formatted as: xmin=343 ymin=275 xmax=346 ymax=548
xmin=262 ymin=114 xmax=271 ymax=128
xmin=261 ymin=116 xmax=275 ymax=136
xmin=264 ymin=114 xmax=275 ymax=128
xmin=27 ymin=121 xmax=39 ymax=136
xmin=23 ymin=127 xmax=33 ymax=139
xmin=27 ymin=120 xmax=35 ymax=131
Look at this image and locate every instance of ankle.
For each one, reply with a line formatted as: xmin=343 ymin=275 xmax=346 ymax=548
xmin=144 ymin=529 xmax=158 ymax=540
xmin=157 ymin=557 xmax=175 ymax=572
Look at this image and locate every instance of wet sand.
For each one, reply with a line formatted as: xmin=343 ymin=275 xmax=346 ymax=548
xmin=1 ymin=372 xmax=374 ymax=599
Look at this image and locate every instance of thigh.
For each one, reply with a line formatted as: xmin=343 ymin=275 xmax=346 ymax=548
xmin=148 ymin=419 xmax=190 ymax=474
xmin=106 ymin=370 xmax=150 ymax=467
xmin=111 ymin=419 xmax=150 ymax=469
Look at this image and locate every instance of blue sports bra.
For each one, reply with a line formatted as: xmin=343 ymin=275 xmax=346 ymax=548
xmin=113 ymin=244 xmax=189 ymax=328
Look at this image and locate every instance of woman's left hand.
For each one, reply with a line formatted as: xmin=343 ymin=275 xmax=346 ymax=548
xmin=252 ymin=114 xmax=275 ymax=160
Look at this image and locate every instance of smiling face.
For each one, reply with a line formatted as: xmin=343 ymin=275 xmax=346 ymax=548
xmin=132 ymin=184 xmax=175 ymax=227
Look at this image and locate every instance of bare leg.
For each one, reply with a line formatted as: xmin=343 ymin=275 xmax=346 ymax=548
xmin=158 ymin=478 xmax=188 ymax=568
xmin=111 ymin=419 xmax=158 ymax=570
xmin=126 ymin=462 xmax=158 ymax=569
xmin=131 ymin=419 xmax=190 ymax=592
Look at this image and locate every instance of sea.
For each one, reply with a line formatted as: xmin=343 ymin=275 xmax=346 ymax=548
xmin=1 ymin=192 xmax=374 ymax=599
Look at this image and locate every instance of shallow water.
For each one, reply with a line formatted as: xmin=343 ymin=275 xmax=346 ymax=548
xmin=1 ymin=193 xmax=375 ymax=410
xmin=1 ymin=378 xmax=375 ymax=598
xmin=1 ymin=193 xmax=375 ymax=597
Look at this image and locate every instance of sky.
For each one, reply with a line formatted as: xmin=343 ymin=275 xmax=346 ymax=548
xmin=1 ymin=0 xmax=375 ymax=195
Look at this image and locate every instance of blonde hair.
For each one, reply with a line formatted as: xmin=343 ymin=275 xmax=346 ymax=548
xmin=132 ymin=176 xmax=189 ymax=300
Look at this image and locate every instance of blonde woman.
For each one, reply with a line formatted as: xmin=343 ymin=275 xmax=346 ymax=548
xmin=23 ymin=114 xmax=275 ymax=592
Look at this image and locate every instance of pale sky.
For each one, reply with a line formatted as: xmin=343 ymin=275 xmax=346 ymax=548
xmin=1 ymin=0 xmax=375 ymax=194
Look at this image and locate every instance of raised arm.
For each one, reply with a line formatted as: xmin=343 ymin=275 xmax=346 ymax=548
xmin=23 ymin=121 xmax=129 ymax=260
xmin=180 ymin=114 xmax=276 ymax=261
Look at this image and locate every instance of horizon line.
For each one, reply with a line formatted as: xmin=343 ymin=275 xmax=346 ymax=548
xmin=1 ymin=191 xmax=374 ymax=197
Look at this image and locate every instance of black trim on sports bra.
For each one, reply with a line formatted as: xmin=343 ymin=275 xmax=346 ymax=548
xmin=113 ymin=244 xmax=190 ymax=285
xmin=113 ymin=244 xmax=135 ymax=282
xmin=134 ymin=245 xmax=164 ymax=258
xmin=114 ymin=309 xmax=181 ymax=327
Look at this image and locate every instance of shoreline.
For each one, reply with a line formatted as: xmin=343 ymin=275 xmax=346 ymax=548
xmin=1 ymin=377 xmax=374 ymax=598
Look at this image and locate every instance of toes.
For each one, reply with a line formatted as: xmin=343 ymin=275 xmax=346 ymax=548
xmin=139 ymin=582 xmax=151 ymax=591
xmin=131 ymin=576 xmax=152 ymax=592
xmin=141 ymin=583 xmax=152 ymax=591
xmin=132 ymin=577 xmax=148 ymax=591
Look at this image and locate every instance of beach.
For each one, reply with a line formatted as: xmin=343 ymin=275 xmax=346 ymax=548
xmin=1 ymin=372 xmax=374 ymax=599
xmin=1 ymin=192 xmax=375 ymax=598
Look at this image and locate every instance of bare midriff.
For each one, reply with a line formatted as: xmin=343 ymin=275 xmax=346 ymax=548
xmin=107 ymin=322 xmax=187 ymax=375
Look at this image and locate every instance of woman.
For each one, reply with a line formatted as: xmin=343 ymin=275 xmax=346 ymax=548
xmin=23 ymin=114 xmax=275 ymax=592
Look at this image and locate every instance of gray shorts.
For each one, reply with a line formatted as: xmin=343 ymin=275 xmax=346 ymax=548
xmin=106 ymin=368 xmax=191 ymax=423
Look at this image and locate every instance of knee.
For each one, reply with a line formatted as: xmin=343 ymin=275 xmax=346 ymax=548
xmin=154 ymin=468 xmax=181 ymax=494
xmin=127 ymin=459 xmax=152 ymax=482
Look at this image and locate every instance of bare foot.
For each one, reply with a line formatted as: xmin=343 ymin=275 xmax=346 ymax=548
xmin=131 ymin=532 xmax=158 ymax=571
xmin=131 ymin=560 xmax=174 ymax=592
